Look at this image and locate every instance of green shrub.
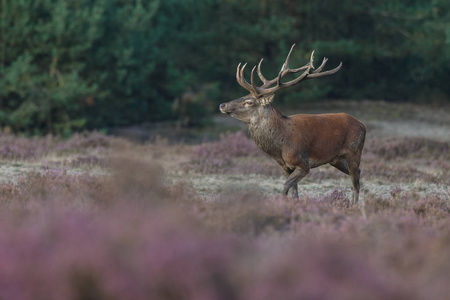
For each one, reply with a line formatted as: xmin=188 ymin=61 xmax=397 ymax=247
xmin=0 ymin=0 xmax=448 ymax=135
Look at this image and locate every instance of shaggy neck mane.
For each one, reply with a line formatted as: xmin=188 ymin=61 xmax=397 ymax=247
xmin=248 ymin=104 xmax=288 ymax=157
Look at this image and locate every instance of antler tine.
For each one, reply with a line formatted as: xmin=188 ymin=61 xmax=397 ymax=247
xmin=307 ymin=62 xmax=342 ymax=79
xmin=236 ymin=63 xmax=241 ymax=81
xmin=270 ymin=44 xmax=298 ymax=89
xmin=272 ymin=48 xmax=313 ymax=90
xmin=257 ymin=59 xmax=269 ymax=84
xmin=239 ymin=63 xmax=247 ymax=83
xmin=288 ymin=50 xmax=314 ymax=73
xmin=250 ymin=65 xmax=259 ymax=94
xmin=283 ymin=44 xmax=296 ymax=70
xmin=258 ymin=58 xmax=284 ymax=89
xmin=277 ymin=43 xmax=296 ymax=78
xmin=236 ymin=62 xmax=258 ymax=95
xmin=276 ymin=67 xmax=310 ymax=90
xmin=312 ymin=57 xmax=328 ymax=74
xmin=276 ymin=66 xmax=284 ymax=88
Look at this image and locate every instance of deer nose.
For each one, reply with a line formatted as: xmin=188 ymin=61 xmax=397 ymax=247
xmin=219 ymin=103 xmax=226 ymax=112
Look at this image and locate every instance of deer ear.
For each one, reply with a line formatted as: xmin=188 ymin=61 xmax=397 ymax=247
xmin=259 ymin=94 xmax=274 ymax=106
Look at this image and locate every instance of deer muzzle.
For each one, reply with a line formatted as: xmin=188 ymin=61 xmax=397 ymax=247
xmin=219 ymin=103 xmax=229 ymax=114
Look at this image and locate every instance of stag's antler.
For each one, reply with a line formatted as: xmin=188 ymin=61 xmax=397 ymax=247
xmin=236 ymin=44 xmax=342 ymax=98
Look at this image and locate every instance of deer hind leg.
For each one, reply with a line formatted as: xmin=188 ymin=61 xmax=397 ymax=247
xmin=331 ymin=157 xmax=360 ymax=205
xmin=282 ymin=167 xmax=309 ymax=200
xmin=330 ymin=158 xmax=350 ymax=175
xmin=349 ymin=163 xmax=361 ymax=205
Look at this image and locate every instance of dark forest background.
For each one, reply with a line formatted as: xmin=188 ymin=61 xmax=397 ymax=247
xmin=1 ymin=0 xmax=449 ymax=135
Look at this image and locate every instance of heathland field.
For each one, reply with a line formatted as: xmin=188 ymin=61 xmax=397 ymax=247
xmin=0 ymin=101 xmax=449 ymax=300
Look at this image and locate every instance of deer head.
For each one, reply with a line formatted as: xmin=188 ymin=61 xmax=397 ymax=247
xmin=219 ymin=44 xmax=342 ymax=123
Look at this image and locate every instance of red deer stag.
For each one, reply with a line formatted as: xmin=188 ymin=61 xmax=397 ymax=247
xmin=219 ymin=44 xmax=366 ymax=205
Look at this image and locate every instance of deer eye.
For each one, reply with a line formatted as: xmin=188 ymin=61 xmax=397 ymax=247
xmin=243 ymin=100 xmax=254 ymax=106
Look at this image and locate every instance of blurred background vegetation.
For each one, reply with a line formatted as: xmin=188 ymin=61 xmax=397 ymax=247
xmin=1 ymin=0 xmax=449 ymax=135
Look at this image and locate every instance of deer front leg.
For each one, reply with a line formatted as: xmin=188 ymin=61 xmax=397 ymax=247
xmin=282 ymin=167 xmax=309 ymax=199
xmin=280 ymin=166 xmax=299 ymax=199
xmin=291 ymin=184 xmax=299 ymax=199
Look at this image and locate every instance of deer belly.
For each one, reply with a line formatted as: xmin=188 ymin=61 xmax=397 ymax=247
xmin=308 ymin=148 xmax=342 ymax=168
xmin=309 ymin=159 xmax=326 ymax=169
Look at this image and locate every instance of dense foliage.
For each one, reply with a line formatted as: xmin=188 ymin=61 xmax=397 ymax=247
xmin=1 ymin=0 xmax=449 ymax=134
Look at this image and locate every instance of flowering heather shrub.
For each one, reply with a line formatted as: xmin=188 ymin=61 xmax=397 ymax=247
xmin=203 ymin=190 xmax=295 ymax=235
xmin=0 ymin=133 xmax=58 ymax=160
xmin=108 ymin=156 xmax=169 ymax=202
xmin=0 ymin=133 xmax=449 ymax=299
xmin=0 ymin=131 xmax=114 ymax=161
xmin=54 ymin=131 xmax=111 ymax=154
xmin=360 ymin=137 xmax=450 ymax=184
xmin=0 ymin=155 xmax=174 ymax=210
xmin=0 ymin=165 xmax=448 ymax=299
xmin=194 ymin=131 xmax=261 ymax=158
xmin=200 ymin=187 xmax=374 ymax=236
xmin=191 ymin=131 xmax=267 ymax=174
xmin=319 ymin=187 xmax=351 ymax=209
xmin=64 ymin=155 xmax=108 ymax=168
xmin=412 ymin=195 xmax=450 ymax=220
xmin=365 ymin=137 xmax=449 ymax=160
xmin=185 ymin=189 xmax=450 ymax=299
xmin=0 ymin=206 xmax=241 ymax=300
xmin=0 ymin=156 xmax=245 ymax=300
xmin=242 ymin=238 xmax=412 ymax=300
xmin=0 ymin=168 xmax=105 ymax=209
xmin=362 ymin=161 xmax=442 ymax=183
xmin=189 ymin=131 xmax=282 ymax=175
